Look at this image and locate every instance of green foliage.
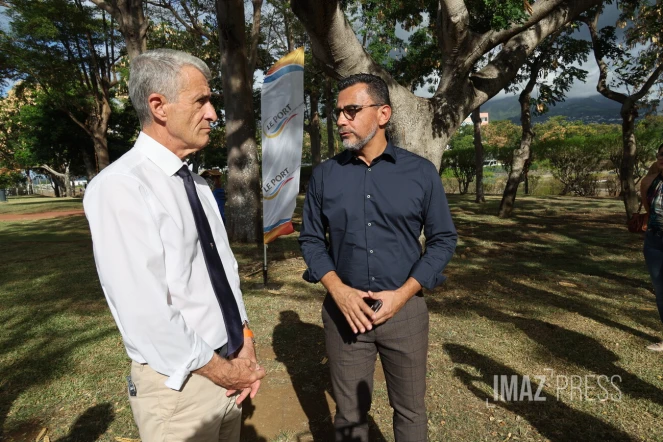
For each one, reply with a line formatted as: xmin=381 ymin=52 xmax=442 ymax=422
xmin=483 ymin=120 xmax=521 ymax=174
xmin=443 ymin=126 xmax=476 ymax=194
xmin=0 ymin=170 xmax=26 ymax=188
xmin=534 ymin=117 xmax=609 ymax=196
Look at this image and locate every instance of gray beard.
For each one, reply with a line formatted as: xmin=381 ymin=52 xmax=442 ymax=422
xmin=342 ymin=124 xmax=378 ymax=151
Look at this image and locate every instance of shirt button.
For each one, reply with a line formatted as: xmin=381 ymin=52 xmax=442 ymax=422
xmin=367 ymin=223 xmax=372 ymax=226
xmin=367 ymin=194 xmax=371 ymax=199
xmin=371 ymin=277 xmax=375 ymax=281
xmin=368 ymin=168 xmax=372 ymax=171
xmin=370 ymin=250 xmax=374 ymax=253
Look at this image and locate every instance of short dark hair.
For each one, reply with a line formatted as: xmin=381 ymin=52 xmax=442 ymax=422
xmin=338 ymin=73 xmax=391 ymax=107
xmin=658 ymin=142 xmax=663 ymax=152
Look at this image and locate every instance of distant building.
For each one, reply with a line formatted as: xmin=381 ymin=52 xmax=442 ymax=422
xmin=462 ymin=112 xmax=489 ymax=126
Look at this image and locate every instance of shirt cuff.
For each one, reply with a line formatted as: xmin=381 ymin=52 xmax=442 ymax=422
xmin=302 ymin=261 xmax=336 ymax=283
xmin=409 ymin=261 xmax=447 ymax=290
xmin=164 ymin=340 xmax=215 ymax=390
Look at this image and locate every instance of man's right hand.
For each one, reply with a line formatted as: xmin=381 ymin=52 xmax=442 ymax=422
xmin=322 ymin=272 xmax=376 ymax=334
xmin=194 ymin=354 xmax=265 ymax=391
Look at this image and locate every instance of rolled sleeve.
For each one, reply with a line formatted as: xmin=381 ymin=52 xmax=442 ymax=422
xmin=409 ymin=164 xmax=457 ymax=289
xmin=299 ymin=169 xmax=336 ymax=283
xmin=85 ymin=174 xmax=214 ymax=390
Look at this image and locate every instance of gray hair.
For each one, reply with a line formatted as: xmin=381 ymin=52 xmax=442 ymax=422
xmin=128 ymin=49 xmax=212 ymax=127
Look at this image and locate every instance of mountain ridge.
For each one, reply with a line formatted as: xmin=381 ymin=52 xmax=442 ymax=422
xmin=481 ymin=94 xmax=659 ymax=125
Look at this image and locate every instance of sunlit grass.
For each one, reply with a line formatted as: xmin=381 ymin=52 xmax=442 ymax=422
xmin=1 ymin=194 xmax=661 ymax=441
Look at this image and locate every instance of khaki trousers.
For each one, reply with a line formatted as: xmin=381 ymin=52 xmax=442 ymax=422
xmin=128 ymin=361 xmax=242 ymax=442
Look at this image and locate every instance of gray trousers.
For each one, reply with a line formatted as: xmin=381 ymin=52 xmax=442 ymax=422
xmin=322 ymin=293 xmax=429 ymax=442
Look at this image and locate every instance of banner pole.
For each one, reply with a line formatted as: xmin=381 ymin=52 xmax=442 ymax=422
xmin=263 ymin=243 xmax=268 ymax=285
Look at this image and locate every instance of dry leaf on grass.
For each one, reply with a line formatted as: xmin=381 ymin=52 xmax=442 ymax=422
xmin=558 ymin=281 xmax=577 ymax=288
xmin=35 ymin=428 xmax=47 ymax=442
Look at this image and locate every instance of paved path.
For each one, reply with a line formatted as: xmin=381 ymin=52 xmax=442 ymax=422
xmin=0 ymin=210 xmax=85 ymax=221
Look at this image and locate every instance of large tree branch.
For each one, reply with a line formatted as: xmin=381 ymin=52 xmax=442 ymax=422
xmin=631 ymin=62 xmax=663 ymax=102
xmin=464 ymin=0 xmax=602 ymax=110
xmin=436 ymin=0 xmax=472 ymax=56
xmin=585 ymin=11 xmax=627 ymax=104
xmin=465 ymin=0 xmax=602 ymax=76
xmin=247 ymin=0 xmax=263 ymax=75
xmin=291 ymin=0 xmax=378 ymax=78
xmin=88 ymin=0 xmax=113 ymax=15
xmin=39 ymin=164 xmax=66 ymax=180
xmin=148 ymin=0 xmax=212 ymax=40
xmin=64 ymin=109 xmax=93 ymax=138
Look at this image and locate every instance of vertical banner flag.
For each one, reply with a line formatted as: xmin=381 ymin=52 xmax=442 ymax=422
xmin=261 ymin=47 xmax=305 ymax=244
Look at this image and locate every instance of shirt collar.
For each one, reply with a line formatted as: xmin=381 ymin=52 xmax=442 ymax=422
xmin=134 ymin=132 xmax=187 ymax=176
xmin=339 ymin=140 xmax=398 ymax=165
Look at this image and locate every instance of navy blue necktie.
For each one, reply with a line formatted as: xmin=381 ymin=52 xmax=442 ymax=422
xmin=176 ymin=165 xmax=243 ymax=357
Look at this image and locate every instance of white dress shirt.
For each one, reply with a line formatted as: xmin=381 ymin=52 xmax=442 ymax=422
xmin=84 ymin=132 xmax=248 ymax=390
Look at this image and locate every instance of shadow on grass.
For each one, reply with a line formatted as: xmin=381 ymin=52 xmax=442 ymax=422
xmin=0 ymin=219 xmax=115 ymax=439
xmin=474 ymin=307 xmax=663 ymax=407
xmin=272 ymin=311 xmax=386 ymax=442
xmin=55 ymin=403 xmax=114 ymax=442
xmin=438 ymin=195 xmax=660 ymax=342
xmin=444 ymin=343 xmax=635 ymax=441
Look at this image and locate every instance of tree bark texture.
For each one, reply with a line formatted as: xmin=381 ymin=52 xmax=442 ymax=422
xmin=291 ymin=0 xmax=603 ymax=170
xmin=89 ymin=0 xmax=147 ymax=60
xmin=217 ymin=0 xmax=262 ymax=244
xmin=309 ymin=90 xmax=321 ymax=168
xmin=325 ymin=77 xmax=335 ymax=159
xmin=620 ymin=105 xmax=639 ymax=219
xmin=498 ymin=81 xmax=535 ymax=218
xmin=472 ymin=108 xmax=485 ymax=203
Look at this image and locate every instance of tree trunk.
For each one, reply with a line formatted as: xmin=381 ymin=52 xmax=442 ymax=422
xmin=498 ymin=87 xmax=535 ymax=218
xmin=472 ymin=108 xmax=485 ymax=203
xmin=82 ymin=146 xmax=97 ymax=180
xmin=217 ymin=0 xmax=262 ymax=244
xmin=325 ymin=77 xmax=335 ymax=159
xmin=309 ymin=91 xmax=321 ymax=168
xmin=90 ymin=0 xmax=147 ymax=61
xmin=621 ymin=105 xmax=639 ymax=220
xmin=52 ymin=177 xmax=61 ymax=198
xmin=92 ymin=132 xmax=110 ymax=171
xmin=64 ymin=162 xmax=72 ymax=197
xmin=192 ymin=151 xmax=201 ymax=174
xmin=25 ymin=170 xmax=33 ymax=195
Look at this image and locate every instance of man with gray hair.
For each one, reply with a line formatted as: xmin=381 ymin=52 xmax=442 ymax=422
xmin=84 ymin=48 xmax=264 ymax=441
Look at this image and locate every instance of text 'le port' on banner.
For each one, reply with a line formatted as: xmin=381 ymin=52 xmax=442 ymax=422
xmin=261 ymin=47 xmax=305 ymax=244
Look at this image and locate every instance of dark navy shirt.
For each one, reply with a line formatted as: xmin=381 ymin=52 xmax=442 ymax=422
xmin=299 ymin=142 xmax=457 ymax=292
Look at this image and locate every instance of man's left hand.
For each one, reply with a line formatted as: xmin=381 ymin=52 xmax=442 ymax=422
xmin=366 ymin=289 xmax=408 ymax=326
xmin=367 ymin=278 xmax=422 ymax=326
xmin=226 ymin=337 xmax=261 ymax=404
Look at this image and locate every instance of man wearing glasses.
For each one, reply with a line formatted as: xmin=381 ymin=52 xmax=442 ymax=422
xmin=299 ymin=73 xmax=457 ymax=441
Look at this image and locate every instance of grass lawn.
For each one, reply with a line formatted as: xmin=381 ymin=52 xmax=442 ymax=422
xmin=0 ymin=196 xmax=84 ymax=215
xmin=1 ymin=194 xmax=662 ymax=441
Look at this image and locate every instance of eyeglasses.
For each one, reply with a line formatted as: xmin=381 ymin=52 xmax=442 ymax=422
xmin=333 ymin=104 xmax=384 ymax=121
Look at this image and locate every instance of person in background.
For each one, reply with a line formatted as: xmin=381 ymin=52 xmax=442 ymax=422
xmin=202 ymin=169 xmax=227 ymax=223
xmin=641 ymin=142 xmax=663 ymax=351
